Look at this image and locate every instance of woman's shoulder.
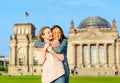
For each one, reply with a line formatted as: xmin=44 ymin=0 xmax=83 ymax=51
xmin=34 ymin=40 xmax=41 ymax=45
xmin=61 ymin=39 xmax=68 ymax=45
xmin=34 ymin=40 xmax=41 ymax=43
xmin=34 ymin=40 xmax=41 ymax=46
xmin=63 ymin=39 xmax=68 ymax=42
xmin=62 ymin=39 xmax=68 ymax=43
xmin=34 ymin=40 xmax=45 ymax=47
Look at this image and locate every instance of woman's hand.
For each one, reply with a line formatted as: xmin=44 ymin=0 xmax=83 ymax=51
xmin=52 ymin=40 xmax=60 ymax=47
xmin=47 ymin=46 xmax=52 ymax=53
xmin=44 ymin=42 xmax=50 ymax=51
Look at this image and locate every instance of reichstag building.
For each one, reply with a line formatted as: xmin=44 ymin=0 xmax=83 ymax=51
xmin=9 ymin=16 xmax=120 ymax=76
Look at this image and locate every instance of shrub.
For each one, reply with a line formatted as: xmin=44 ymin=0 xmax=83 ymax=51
xmin=0 ymin=66 xmax=5 ymax=71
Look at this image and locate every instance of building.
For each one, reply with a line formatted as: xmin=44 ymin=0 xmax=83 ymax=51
xmin=0 ymin=56 xmax=9 ymax=67
xmin=8 ymin=23 xmax=42 ymax=75
xmin=67 ymin=16 xmax=120 ymax=76
xmin=9 ymin=16 xmax=120 ymax=76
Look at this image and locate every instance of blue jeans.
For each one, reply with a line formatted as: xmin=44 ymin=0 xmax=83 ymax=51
xmin=65 ymin=75 xmax=69 ymax=83
xmin=51 ymin=75 xmax=65 ymax=83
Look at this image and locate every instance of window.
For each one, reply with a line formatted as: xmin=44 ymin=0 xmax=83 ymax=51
xmin=34 ymin=69 xmax=37 ymax=72
xmin=18 ymin=48 xmax=24 ymax=54
xmin=19 ymin=58 xmax=23 ymax=66
xmin=26 ymin=29 xmax=28 ymax=34
xmin=83 ymin=45 xmax=88 ymax=66
xmin=22 ymin=28 xmax=24 ymax=34
xmin=0 ymin=61 xmax=4 ymax=66
xmin=99 ymin=45 xmax=104 ymax=66
xmin=33 ymin=58 xmax=38 ymax=66
xmin=18 ymin=29 xmax=21 ymax=34
xmin=91 ymin=45 xmax=96 ymax=66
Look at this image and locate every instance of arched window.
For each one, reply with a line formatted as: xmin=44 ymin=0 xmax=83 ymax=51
xmin=18 ymin=47 xmax=24 ymax=54
xmin=22 ymin=28 xmax=24 ymax=34
xmin=18 ymin=29 xmax=21 ymax=34
xmin=26 ymin=28 xmax=28 ymax=34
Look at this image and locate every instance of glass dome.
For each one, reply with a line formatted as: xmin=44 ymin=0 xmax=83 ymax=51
xmin=77 ymin=16 xmax=111 ymax=29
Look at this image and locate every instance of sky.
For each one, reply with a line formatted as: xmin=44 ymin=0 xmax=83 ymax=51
xmin=0 ymin=0 xmax=120 ymax=58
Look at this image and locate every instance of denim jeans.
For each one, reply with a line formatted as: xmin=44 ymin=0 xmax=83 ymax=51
xmin=65 ymin=75 xmax=69 ymax=83
xmin=51 ymin=75 xmax=65 ymax=83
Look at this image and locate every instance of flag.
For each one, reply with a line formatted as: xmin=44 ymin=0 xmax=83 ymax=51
xmin=25 ymin=11 xmax=29 ymax=17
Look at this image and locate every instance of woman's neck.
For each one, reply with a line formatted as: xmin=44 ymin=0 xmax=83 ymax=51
xmin=44 ymin=39 xmax=50 ymax=43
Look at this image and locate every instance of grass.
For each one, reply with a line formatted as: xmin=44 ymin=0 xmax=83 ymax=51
xmin=0 ymin=75 xmax=120 ymax=83
xmin=70 ymin=76 xmax=120 ymax=83
xmin=0 ymin=75 xmax=40 ymax=83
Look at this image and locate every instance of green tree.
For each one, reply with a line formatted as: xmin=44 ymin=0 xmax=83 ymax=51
xmin=0 ymin=66 xmax=5 ymax=71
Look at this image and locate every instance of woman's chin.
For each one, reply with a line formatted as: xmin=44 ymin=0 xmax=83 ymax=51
xmin=54 ymin=38 xmax=60 ymax=40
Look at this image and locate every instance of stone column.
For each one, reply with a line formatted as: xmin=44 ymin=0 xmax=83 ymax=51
xmin=107 ymin=43 xmax=115 ymax=68
xmin=73 ymin=44 xmax=75 ymax=68
xmin=74 ymin=45 xmax=77 ymax=67
xmin=96 ymin=43 xmax=99 ymax=67
xmin=68 ymin=44 xmax=75 ymax=69
xmin=25 ymin=44 xmax=28 ymax=66
xmin=116 ymin=43 xmax=120 ymax=68
xmin=77 ymin=44 xmax=81 ymax=68
xmin=111 ymin=43 xmax=115 ymax=68
xmin=104 ymin=43 xmax=107 ymax=67
xmin=79 ymin=44 xmax=83 ymax=68
xmin=118 ymin=43 xmax=120 ymax=68
xmin=87 ymin=44 xmax=91 ymax=68
xmin=11 ymin=45 xmax=16 ymax=65
xmin=29 ymin=43 xmax=33 ymax=74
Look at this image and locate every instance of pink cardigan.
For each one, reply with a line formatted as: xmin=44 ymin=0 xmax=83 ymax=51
xmin=35 ymin=51 xmax=65 ymax=83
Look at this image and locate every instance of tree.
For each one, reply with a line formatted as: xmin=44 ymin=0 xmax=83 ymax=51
xmin=0 ymin=66 xmax=5 ymax=71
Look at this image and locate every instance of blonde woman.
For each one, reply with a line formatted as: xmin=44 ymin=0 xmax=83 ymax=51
xmin=35 ymin=26 xmax=65 ymax=83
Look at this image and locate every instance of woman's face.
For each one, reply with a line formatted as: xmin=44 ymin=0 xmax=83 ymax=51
xmin=52 ymin=27 xmax=61 ymax=41
xmin=42 ymin=28 xmax=52 ymax=41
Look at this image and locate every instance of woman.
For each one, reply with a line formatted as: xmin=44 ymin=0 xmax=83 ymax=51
xmin=51 ymin=25 xmax=70 ymax=83
xmin=34 ymin=25 xmax=70 ymax=83
xmin=35 ymin=26 xmax=65 ymax=83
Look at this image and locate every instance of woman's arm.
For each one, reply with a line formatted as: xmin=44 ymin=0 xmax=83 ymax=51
xmin=34 ymin=40 xmax=45 ymax=48
xmin=35 ymin=42 xmax=50 ymax=65
xmin=47 ymin=45 xmax=64 ymax=61
xmin=52 ymin=52 xmax=64 ymax=61
xmin=48 ymin=49 xmax=64 ymax=61
xmin=52 ymin=39 xmax=68 ymax=53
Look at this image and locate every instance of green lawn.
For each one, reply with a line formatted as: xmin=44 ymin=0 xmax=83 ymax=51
xmin=0 ymin=76 xmax=120 ymax=83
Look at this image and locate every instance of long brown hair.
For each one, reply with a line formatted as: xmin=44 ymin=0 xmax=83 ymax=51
xmin=51 ymin=25 xmax=67 ymax=43
xmin=39 ymin=26 xmax=50 ymax=42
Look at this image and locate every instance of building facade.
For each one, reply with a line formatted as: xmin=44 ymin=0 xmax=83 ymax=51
xmin=67 ymin=16 xmax=120 ymax=76
xmin=9 ymin=16 xmax=120 ymax=76
xmin=8 ymin=23 xmax=42 ymax=75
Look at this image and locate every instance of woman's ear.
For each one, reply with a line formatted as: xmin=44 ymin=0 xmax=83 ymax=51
xmin=42 ymin=35 xmax=45 ymax=39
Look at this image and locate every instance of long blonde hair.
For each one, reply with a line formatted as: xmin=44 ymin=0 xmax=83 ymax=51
xmin=39 ymin=26 xmax=50 ymax=42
